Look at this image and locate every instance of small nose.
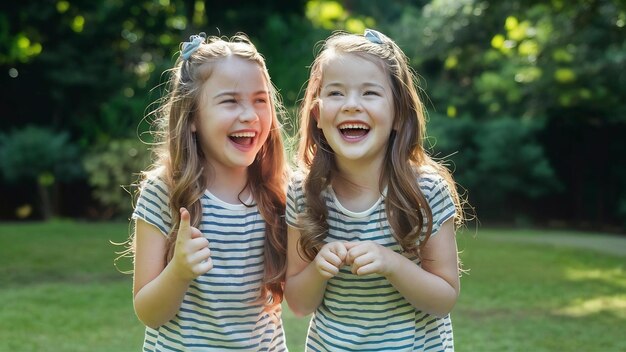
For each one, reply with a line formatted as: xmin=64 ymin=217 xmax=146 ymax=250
xmin=342 ymin=93 xmax=362 ymax=112
xmin=239 ymin=103 xmax=258 ymax=122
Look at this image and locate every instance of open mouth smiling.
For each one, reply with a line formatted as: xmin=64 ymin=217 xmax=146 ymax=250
xmin=338 ymin=122 xmax=370 ymax=139
xmin=229 ymin=131 xmax=256 ymax=146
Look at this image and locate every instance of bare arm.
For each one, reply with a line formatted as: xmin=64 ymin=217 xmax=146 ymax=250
xmin=346 ymin=218 xmax=459 ymax=317
xmin=283 ymin=225 xmax=347 ymax=317
xmin=133 ymin=208 xmax=212 ymax=328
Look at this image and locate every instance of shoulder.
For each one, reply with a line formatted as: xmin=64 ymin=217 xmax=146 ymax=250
xmin=133 ymin=170 xmax=173 ymax=236
xmin=138 ymin=173 xmax=169 ymax=205
xmin=416 ymin=165 xmax=448 ymax=197
xmin=141 ymin=167 xmax=169 ymax=191
xmin=288 ymin=169 xmax=306 ymax=188
xmin=416 ymin=164 xmax=456 ymax=214
xmin=416 ymin=165 xmax=457 ymax=234
xmin=286 ymin=170 xmax=307 ymax=221
xmin=142 ymin=174 xmax=168 ymax=194
xmin=287 ymin=169 xmax=306 ymax=198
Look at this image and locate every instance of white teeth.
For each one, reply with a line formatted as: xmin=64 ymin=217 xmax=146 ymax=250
xmin=230 ymin=132 xmax=255 ymax=138
xmin=338 ymin=123 xmax=369 ymax=130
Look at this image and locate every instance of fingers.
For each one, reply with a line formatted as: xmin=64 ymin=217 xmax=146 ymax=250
xmin=190 ymin=247 xmax=213 ymax=275
xmin=349 ymin=251 xmax=374 ymax=275
xmin=189 ymin=236 xmax=209 ymax=252
xmin=173 ymin=207 xmax=212 ymax=279
xmin=330 ymin=242 xmax=348 ymax=260
xmin=343 ymin=241 xmax=359 ymax=250
xmin=345 ymin=242 xmax=362 ymax=265
xmin=344 ymin=241 xmax=363 ymax=264
xmin=323 ymin=252 xmax=343 ymax=268
xmin=190 ymin=226 xmax=203 ymax=239
xmin=187 ymin=227 xmax=210 ymax=264
xmin=177 ymin=207 xmax=192 ymax=241
xmin=345 ymin=242 xmax=386 ymax=276
xmin=352 ymin=261 xmax=379 ymax=276
xmin=316 ymin=260 xmax=341 ymax=279
xmin=315 ymin=242 xmax=348 ymax=279
xmin=193 ymin=259 xmax=213 ymax=276
xmin=315 ymin=241 xmax=390 ymax=278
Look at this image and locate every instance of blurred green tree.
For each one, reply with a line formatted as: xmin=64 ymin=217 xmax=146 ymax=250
xmin=83 ymin=138 xmax=151 ymax=219
xmin=1 ymin=0 xmax=624 ymax=228
xmin=0 ymin=126 xmax=83 ymax=219
xmin=380 ymin=0 xmax=626 ymax=228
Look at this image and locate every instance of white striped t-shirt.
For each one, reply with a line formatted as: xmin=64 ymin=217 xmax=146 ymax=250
xmin=286 ymin=168 xmax=457 ymax=352
xmin=133 ymin=177 xmax=287 ymax=352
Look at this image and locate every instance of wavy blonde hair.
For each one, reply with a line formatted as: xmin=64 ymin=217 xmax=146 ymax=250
xmin=141 ymin=34 xmax=288 ymax=309
xmin=296 ymin=31 xmax=463 ymax=261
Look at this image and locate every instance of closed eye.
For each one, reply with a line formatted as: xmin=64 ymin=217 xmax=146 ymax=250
xmin=327 ymin=91 xmax=343 ymax=97
xmin=220 ymin=98 xmax=237 ymax=104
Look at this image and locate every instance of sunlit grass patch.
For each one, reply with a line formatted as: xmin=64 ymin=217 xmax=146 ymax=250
xmin=554 ymin=295 xmax=626 ymax=318
xmin=1 ymin=222 xmax=624 ymax=352
xmin=564 ymin=267 xmax=626 ymax=288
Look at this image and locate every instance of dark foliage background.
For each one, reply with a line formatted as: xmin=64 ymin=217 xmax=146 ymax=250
xmin=1 ymin=0 xmax=624 ymax=232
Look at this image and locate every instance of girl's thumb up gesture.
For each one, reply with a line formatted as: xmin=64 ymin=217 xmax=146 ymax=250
xmin=172 ymin=207 xmax=213 ymax=281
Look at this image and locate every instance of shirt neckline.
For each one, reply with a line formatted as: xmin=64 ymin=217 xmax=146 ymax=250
xmin=204 ymin=189 xmax=254 ymax=210
xmin=328 ymin=186 xmax=386 ymax=218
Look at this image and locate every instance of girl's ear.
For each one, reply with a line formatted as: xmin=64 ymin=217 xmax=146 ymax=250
xmin=311 ymin=101 xmax=321 ymax=128
xmin=191 ymin=120 xmax=197 ymax=132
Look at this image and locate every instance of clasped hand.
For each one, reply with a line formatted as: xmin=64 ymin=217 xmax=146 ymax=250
xmin=314 ymin=241 xmax=395 ymax=279
xmin=171 ymin=207 xmax=213 ymax=281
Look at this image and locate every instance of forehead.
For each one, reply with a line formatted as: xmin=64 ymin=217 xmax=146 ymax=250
xmin=320 ymin=53 xmax=389 ymax=86
xmin=203 ymin=56 xmax=268 ymax=93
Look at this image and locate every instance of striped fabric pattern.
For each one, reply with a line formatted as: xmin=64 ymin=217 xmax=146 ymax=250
xmin=133 ymin=177 xmax=287 ymax=352
xmin=286 ymin=168 xmax=456 ymax=351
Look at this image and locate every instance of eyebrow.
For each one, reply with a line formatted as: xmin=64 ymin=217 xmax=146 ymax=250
xmin=322 ymin=82 xmax=385 ymax=90
xmin=213 ymin=90 xmax=269 ymax=99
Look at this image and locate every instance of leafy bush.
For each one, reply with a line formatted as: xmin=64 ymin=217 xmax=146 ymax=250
xmin=475 ymin=117 xmax=560 ymax=201
xmin=427 ymin=115 xmax=560 ymax=221
xmin=83 ymin=138 xmax=151 ymax=219
xmin=0 ymin=125 xmax=83 ymax=219
xmin=427 ymin=113 xmax=479 ymax=191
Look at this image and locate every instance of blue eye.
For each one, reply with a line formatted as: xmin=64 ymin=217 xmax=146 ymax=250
xmin=328 ymin=91 xmax=343 ymax=97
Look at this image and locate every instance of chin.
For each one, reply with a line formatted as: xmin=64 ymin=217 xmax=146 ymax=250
xmin=235 ymin=157 xmax=257 ymax=168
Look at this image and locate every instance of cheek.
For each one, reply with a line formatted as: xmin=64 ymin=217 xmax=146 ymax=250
xmin=260 ymin=112 xmax=273 ymax=137
xmin=261 ymin=108 xmax=273 ymax=126
xmin=317 ymin=110 xmax=337 ymax=130
xmin=317 ymin=101 xmax=336 ymax=125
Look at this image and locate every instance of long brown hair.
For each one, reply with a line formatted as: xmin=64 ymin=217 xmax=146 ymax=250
xmin=296 ymin=31 xmax=463 ymax=261
xmin=141 ymin=33 xmax=287 ymax=309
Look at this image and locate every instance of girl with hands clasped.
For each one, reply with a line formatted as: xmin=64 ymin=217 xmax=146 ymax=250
xmin=131 ymin=33 xmax=288 ymax=351
xmin=285 ymin=29 xmax=465 ymax=351
xmin=313 ymin=242 xmax=347 ymax=279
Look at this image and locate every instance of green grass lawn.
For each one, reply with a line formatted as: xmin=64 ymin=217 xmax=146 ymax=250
xmin=0 ymin=222 xmax=624 ymax=351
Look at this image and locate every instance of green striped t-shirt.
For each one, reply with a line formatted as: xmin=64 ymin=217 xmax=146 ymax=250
xmin=133 ymin=177 xmax=287 ymax=352
xmin=286 ymin=168 xmax=456 ymax=352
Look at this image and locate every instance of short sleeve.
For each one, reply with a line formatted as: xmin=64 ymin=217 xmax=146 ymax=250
xmin=420 ymin=174 xmax=456 ymax=236
xmin=132 ymin=177 xmax=172 ymax=237
xmin=286 ymin=172 xmax=305 ymax=228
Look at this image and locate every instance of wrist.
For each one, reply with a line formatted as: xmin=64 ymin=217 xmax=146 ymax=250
xmin=166 ymin=259 xmax=195 ymax=283
xmin=382 ymin=250 xmax=404 ymax=279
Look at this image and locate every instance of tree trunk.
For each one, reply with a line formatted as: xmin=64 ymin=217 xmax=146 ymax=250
xmin=38 ymin=182 xmax=51 ymax=220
